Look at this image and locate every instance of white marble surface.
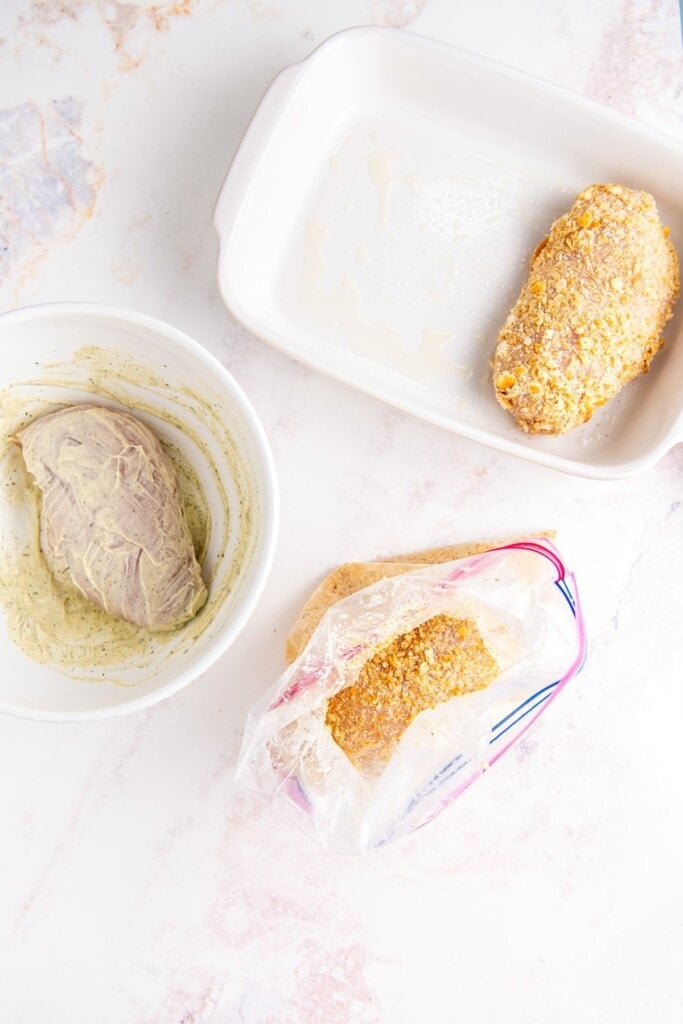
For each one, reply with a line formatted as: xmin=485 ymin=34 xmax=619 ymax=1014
xmin=1 ymin=1 xmax=682 ymax=1021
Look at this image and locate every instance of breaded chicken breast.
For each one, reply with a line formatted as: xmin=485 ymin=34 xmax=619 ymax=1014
xmin=492 ymin=184 xmax=679 ymax=434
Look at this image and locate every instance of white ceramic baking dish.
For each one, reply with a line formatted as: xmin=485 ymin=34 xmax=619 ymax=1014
xmin=214 ymin=26 xmax=683 ymax=479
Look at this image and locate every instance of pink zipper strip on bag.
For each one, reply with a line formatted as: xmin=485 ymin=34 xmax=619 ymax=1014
xmin=411 ymin=542 xmax=587 ymax=837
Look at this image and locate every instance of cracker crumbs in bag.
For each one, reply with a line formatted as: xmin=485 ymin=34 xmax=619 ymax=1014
xmin=326 ymin=615 xmax=498 ymax=774
xmin=236 ymin=538 xmax=586 ymax=853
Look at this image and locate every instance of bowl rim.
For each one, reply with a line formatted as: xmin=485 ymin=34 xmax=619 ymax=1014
xmin=0 ymin=301 xmax=280 ymax=722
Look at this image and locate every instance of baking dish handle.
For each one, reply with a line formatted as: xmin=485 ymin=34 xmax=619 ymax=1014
xmin=213 ymin=63 xmax=305 ymax=237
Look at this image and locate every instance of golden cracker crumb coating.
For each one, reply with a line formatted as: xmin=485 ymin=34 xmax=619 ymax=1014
xmin=325 ymin=614 xmax=498 ymax=773
xmin=492 ymin=183 xmax=679 ymax=434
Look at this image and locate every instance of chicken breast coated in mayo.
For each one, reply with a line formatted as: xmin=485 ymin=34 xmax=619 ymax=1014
xmin=17 ymin=405 xmax=207 ymax=632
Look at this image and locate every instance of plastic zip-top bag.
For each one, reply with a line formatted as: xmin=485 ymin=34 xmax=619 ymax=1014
xmin=235 ymin=540 xmax=586 ymax=853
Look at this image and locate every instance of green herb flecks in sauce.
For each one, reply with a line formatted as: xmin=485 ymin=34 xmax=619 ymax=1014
xmin=0 ymin=345 xmax=255 ymax=685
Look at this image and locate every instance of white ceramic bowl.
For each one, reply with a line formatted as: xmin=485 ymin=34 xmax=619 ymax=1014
xmin=0 ymin=303 xmax=278 ymax=721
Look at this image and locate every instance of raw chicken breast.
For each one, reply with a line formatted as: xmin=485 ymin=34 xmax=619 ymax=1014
xmin=17 ymin=405 xmax=208 ymax=632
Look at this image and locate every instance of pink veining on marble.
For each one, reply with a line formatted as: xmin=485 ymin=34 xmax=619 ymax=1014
xmin=105 ymin=789 xmax=384 ymax=1023
xmin=587 ymin=0 xmax=683 ymax=134
xmin=370 ymin=0 xmax=429 ymax=29
xmin=242 ymin=0 xmax=284 ymax=20
xmin=287 ymin=940 xmax=380 ymax=1024
xmin=19 ymin=0 xmax=205 ymax=71
xmin=96 ymin=0 xmax=199 ymax=71
xmin=22 ymin=0 xmax=86 ymax=25
xmin=0 ymin=98 xmax=100 ymax=289
xmin=8 ymin=717 xmax=150 ymax=943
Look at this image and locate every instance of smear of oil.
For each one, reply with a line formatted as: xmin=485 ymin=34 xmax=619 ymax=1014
xmin=300 ymin=221 xmax=452 ymax=383
xmin=367 ymin=151 xmax=394 ymax=232
xmin=0 ymin=99 xmax=101 ymax=290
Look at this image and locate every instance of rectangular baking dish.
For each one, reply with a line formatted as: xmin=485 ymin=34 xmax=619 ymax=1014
xmin=214 ymin=26 xmax=683 ymax=479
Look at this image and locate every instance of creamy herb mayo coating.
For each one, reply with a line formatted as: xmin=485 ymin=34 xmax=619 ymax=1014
xmin=17 ymin=405 xmax=207 ymax=632
xmin=493 ymin=184 xmax=679 ymax=434
xmin=0 ymin=344 xmax=250 ymax=681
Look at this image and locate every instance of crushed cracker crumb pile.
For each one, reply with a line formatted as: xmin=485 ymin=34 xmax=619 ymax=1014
xmin=325 ymin=614 xmax=498 ymax=774
xmin=492 ymin=183 xmax=679 ymax=435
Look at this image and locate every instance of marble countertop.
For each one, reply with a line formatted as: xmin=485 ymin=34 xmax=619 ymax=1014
xmin=1 ymin=1 xmax=682 ymax=1021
